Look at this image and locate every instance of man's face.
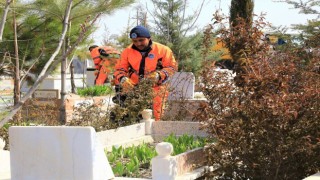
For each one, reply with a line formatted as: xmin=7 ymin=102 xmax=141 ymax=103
xmin=132 ymin=37 xmax=150 ymax=50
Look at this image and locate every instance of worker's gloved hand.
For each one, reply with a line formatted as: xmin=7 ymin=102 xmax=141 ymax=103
xmin=120 ymin=77 xmax=134 ymax=93
xmin=145 ymin=71 xmax=160 ymax=85
xmin=99 ymin=48 xmax=109 ymax=58
xmin=110 ymin=78 xmax=116 ymax=86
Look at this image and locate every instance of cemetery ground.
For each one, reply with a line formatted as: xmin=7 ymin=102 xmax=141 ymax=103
xmin=0 ymin=72 xmax=213 ymax=179
xmin=0 ymin=68 xmax=319 ymax=179
xmin=0 ymin=116 xmax=211 ymax=179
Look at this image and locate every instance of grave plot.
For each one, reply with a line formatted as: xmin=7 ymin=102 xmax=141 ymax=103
xmin=6 ymin=112 xmax=211 ymax=180
xmin=95 ymin=112 xmax=210 ymax=180
xmin=106 ymin=134 xmax=210 ymax=179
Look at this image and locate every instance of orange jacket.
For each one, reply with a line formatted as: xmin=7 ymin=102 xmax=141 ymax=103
xmin=114 ymin=41 xmax=177 ymax=86
xmin=89 ymin=46 xmax=120 ymax=85
xmin=90 ymin=46 xmax=120 ymax=71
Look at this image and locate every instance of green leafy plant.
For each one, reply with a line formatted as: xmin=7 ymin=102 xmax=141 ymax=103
xmin=113 ymin=162 xmax=125 ymax=176
xmin=76 ymin=85 xmax=113 ymax=97
xmin=126 ymin=157 xmax=140 ymax=176
xmin=106 ymin=134 xmax=210 ymax=178
xmin=163 ymin=133 xmax=210 ymax=155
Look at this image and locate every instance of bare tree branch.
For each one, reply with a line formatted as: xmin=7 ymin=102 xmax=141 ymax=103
xmin=182 ymin=0 xmax=206 ymax=37
xmin=0 ymin=0 xmax=13 ymax=42
xmin=19 ymin=50 xmax=45 ymax=84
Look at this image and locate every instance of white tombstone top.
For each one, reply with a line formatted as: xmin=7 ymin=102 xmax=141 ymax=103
xmin=168 ymin=72 xmax=195 ymax=100
xmin=9 ymin=126 xmax=114 ymax=180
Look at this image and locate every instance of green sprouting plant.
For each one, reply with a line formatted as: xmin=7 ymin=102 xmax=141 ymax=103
xmin=126 ymin=157 xmax=140 ymax=175
xmin=106 ymin=143 xmax=156 ymax=177
xmin=77 ymin=85 xmax=113 ymax=97
xmin=123 ymin=146 xmax=134 ymax=158
xmin=163 ymin=133 xmax=210 ymax=155
xmin=136 ymin=144 xmax=147 ymax=163
xmin=107 ymin=152 xmax=116 ymax=164
xmin=112 ymin=146 xmax=124 ymax=159
xmin=106 ymin=134 xmax=210 ymax=178
xmin=113 ymin=161 xmax=125 ymax=176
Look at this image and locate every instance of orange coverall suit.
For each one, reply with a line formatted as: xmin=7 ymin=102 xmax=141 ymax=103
xmin=114 ymin=41 xmax=177 ymax=120
xmin=90 ymin=46 xmax=120 ymax=85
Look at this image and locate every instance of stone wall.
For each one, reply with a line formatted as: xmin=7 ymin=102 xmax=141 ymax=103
xmin=21 ymin=98 xmax=60 ymax=124
xmin=163 ymin=99 xmax=208 ymax=121
xmin=20 ymin=94 xmax=114 ymax=123
xmin=65 ymin=94 xmax=115 ymax=122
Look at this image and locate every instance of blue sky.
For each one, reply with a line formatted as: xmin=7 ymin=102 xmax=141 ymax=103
xmin=92 ymin=0 xmax=318 ymax=45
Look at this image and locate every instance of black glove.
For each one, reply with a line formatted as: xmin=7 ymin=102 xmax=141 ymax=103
xmin=99 ymin=48 xmax=109 ymax=57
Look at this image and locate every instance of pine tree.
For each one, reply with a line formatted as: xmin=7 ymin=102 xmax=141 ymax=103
xmin=281 ymin=0 xmax=320 ymax=47
xmin=0 ymin=0 xmax=135 ymax=123
xmin=148 ymin=0 xmax=206 ymax=73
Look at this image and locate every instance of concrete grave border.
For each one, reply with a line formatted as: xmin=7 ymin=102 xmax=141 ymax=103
xmin=97 ymin=120 xmax=209 ymax=179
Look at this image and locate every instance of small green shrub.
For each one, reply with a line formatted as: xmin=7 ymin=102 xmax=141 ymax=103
xmin=77 ymin=85 xmax=113 ymax=97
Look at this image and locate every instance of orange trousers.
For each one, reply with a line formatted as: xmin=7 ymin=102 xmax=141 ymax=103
xmin=95 ymin=64 xmax=109 ymax=85
xmin=152 ymin=86 xmax=169 ymax=121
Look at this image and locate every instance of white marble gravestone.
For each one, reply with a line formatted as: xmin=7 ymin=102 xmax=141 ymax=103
xmin=168 ymin=72 xmax=195 ymax=100
xmin=9 ymin=126 xmax=114 ymax=180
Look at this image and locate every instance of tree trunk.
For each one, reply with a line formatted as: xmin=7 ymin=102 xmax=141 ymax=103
xmin=13 ymin=0 xmax=20 ymax=106
xmin=60 ymin=51 xmax=67 ymax=123
xmin=229 ymin=0 xmax=254 ymax=87
xmin=0 ymin=0 xmax=12 ymax=42
xmin=70 ymin=62 xmax=76 ymax=93
xmin=68 ymin=21 xmax=76 ymax=94
xmin=12 ymin=0 xmax=21 ymax=122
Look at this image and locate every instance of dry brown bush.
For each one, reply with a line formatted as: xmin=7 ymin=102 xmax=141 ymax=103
xmin=198 ymin=13 xmax=320 ymax=179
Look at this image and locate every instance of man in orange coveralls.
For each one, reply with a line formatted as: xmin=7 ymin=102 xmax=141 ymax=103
xmin=89 ymin=45 xmax=120 ymax=85
xmin=114 ymin=25 xmax=177 ymax=121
